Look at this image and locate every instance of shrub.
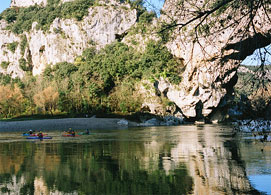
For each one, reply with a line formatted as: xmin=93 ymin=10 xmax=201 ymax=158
xmin=7 ymin=42 xmax=19 ymax=53
xmin=20 ymin=35 xmax=28 ymax=55
xmin=138 ymin=11 xmax=156 ymax=24
xmin=0 ymin=73 xmax=12 ymax=85
xmin=0 ymin=8 xmax=18 ymax=23
xmin=61 ymin=0 xmax=94 ymax=21
xmin=0 ymin=61 xmax=10 ymax=69
xmin=19 ymin=58 xmax=28 ymax=71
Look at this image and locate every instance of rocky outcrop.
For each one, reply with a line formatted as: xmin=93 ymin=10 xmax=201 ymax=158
xmin=153 ymin=0 xmax=271 ymax=120
xmin=11 ymin=0 xmax=47 ymax=7
xmin=10 ymin=0 xmax=74 ymax=7
xmin=10 ymin=0 xmax=123 ymax=7
xmin=2 ymin=0 xmax=271 ymax=120
xmin=0 ymin=1 xmax=137 ymax=76
xmin=0 ymin=20 xmax=25 ymax=78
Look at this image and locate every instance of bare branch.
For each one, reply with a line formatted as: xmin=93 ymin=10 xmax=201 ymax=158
xmin=159 ymin=0 xmax=235 ymax=33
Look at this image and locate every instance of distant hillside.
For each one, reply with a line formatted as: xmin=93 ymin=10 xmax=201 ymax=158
xmin=232 ymin=65 xmax=271 ymax=119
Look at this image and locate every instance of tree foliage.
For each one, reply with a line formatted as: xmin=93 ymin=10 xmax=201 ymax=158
xmin=0 ymin=0 xmax=95 ymax=34
xmin=39 ymin=41 xmax=182 ymax=115
xmin=33 ymin=86 xmax=59 ymax=115
xmin=0 ymin=85 xmax=25 ymax=118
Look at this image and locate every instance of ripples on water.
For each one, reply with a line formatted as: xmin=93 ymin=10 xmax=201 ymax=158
xmin=0 ymin=125 xmax=270 ymax=194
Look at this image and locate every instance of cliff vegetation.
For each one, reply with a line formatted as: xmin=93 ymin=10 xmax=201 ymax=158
xmin=0 ymin=40 xmax=182 ymax=118
xmin=0 ymin=0 xmax=270 ymax=121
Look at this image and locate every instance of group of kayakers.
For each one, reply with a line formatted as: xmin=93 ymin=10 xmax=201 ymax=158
xmin=28 ymin=129 xmax=44 ymax=138
xmin=64 ymin=128 xmax=90 ymax=136
xmin=24 ymin=128 xmax=90 ymax=139
xmin=65 ymin=128 xmax=76 ymax=136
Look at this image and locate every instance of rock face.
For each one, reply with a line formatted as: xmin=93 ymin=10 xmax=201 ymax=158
xmin=10 ymin=0 xmax=74 ymax=7
xmin=2 ymin=0 xmax=271 ymax=120
xmin=11 ymin=0 xmax=48 ymax=7
xmin=155 ymin=0 xmax=271 ymax=119
xmin=0 ymin=0 xmax=137 ymax=76
xmin=10 ymin=0 xmax=121 ymax=7
xmin=0 ymin=20 xmax=24 ymax=78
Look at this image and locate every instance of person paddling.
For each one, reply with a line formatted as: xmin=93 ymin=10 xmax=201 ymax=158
xmin=71 ymin=130 xmax=75 ymax=137
xmin=38 ymin=131 xmax=43 ymax=139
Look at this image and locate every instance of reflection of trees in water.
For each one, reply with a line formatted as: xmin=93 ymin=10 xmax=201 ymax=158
xmin=43 ymin=142 xmax=193 ymax=194
xmin=0 ymin=141 xmax=193 ymax=194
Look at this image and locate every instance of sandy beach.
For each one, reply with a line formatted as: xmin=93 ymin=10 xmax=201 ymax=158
xmin=0 ymin=117 xmax=138 ymax=132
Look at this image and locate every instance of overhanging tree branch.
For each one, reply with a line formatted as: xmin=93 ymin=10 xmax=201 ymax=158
xmin=159 ymin=0 xmax=235 ymax=33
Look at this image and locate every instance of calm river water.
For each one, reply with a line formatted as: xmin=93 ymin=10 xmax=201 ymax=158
xmin=0 ymin=124 xmax=270 ymax=194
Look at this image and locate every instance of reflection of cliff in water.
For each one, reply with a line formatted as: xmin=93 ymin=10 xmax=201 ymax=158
xmin=0 ymin=126 xmax=260 ymax=194
xmin=169 ymin=125 xmax=259 ymax=194
xmin=139 ymin=125 xmax=259 ymax=194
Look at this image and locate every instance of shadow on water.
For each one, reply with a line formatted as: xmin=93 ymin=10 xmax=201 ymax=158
xmin=0 ymin=125 xmax=264 ymax=194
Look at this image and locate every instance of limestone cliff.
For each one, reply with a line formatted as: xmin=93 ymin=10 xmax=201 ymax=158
xmin=11 ymin=0 xmax=48 ymax=7
xmin=154 ymin=0 xmax=271 ymax=120
xmin=1 ymin=0 xmax=270 ymax=121
xmin=10 ymin=0 xmax=121 ymax=7
xmin=0 ymin=0 xmax=137 ymax=76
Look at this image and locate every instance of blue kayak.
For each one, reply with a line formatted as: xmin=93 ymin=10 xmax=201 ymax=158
xmin=23 ymin=133 xmax=35 ymax=136
xmin=26 ymin=136 xmax=52 ymax=139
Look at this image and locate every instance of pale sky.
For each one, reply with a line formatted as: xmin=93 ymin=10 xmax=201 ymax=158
xmin=143 ymin=0 xmax=164 ymax=15
xmin=241 ymin=45 xmax=271 ymax=66
xmin=0 ymin=0 xmax=11 ymax=13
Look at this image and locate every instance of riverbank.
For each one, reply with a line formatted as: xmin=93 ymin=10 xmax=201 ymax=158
xmin=0 ymin=117 xmax=139 ymax=132
xmin=233 ymin=119 xmax=271 ymax=132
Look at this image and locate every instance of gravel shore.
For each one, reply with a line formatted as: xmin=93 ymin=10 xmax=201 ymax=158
xmin=0 ymin=117 xmax=138 ymax=132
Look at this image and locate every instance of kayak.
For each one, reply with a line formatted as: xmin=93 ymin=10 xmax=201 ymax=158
xmin=23 ymin=133 xmax=48 ymax=136
xmin=78 ymin=132 xmax=90 ymax=135
xmin=62 ymin=134 xmax=80 ymax=137
xmin=26 ymin=136 xmax=52 ymax=139
xmin=22 ymin=133 xmax=37 ymax=136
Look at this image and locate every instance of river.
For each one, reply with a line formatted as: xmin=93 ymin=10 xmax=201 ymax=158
xmin=0 ymin=124 xmax=270 ymax=194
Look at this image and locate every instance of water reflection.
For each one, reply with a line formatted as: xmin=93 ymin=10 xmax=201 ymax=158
xmin=240 ymin=138 xmax=271 ymax=194
xmin=0 ymin=125 xmax=261 ymax=194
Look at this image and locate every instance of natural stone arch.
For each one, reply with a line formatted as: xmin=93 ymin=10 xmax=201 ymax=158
xmin=156 ymin=0 xmax=271 ymax=120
